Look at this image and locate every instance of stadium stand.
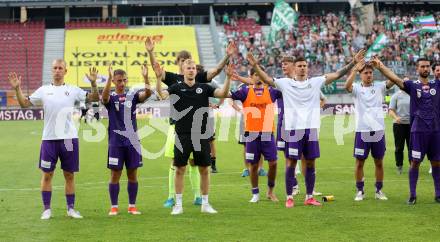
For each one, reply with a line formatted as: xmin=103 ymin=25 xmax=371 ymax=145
xmin=217 ymin=10 xmax=440 ymax=78
xmin=0 ymin=21 xmax=45 ymax=92
xmin=65 ymin=19 xmax=127 ymax=29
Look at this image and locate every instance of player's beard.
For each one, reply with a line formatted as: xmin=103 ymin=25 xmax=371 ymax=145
xmin=116 ymin=86 xmax=125 ymax=93
xmin=419 ymin=71 xmax=430 ymax=79
xmin=365 ymin=80 xmax=373 ymax=86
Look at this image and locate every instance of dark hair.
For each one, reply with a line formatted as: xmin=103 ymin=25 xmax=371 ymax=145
xmin=293 ymin=56 xmax=307 ymax=64
xmin=432 ymin=62 xmax=440 ymax=71
xmin=250 ymin=66 xmax=265 ymax=76
xmin=176 ymin=50 xmax=192 ymax=62
xmin=196 ymin=64 xmax=204 ymax=74
xmin=359 ymin=64 xmax=374 ymax=73
xmin=416 ymin=57 xmax=431 ymax=66
xmin=113 ymin=69 xmax=126 ymax=76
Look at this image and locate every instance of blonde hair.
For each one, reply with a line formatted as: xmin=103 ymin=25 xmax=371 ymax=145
xmin=183 ymin=59 xmax=196 ymax=68
xmin=52 ymin=59 xmax=67 ymax=69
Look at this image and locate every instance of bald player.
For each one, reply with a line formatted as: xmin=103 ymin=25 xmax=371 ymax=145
xmin=8 ymin=59 xmax=99 ymax=219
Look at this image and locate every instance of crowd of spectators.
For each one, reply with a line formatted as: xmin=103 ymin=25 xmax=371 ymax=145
xmin=217 ymin=9 xmax=440 ymax=78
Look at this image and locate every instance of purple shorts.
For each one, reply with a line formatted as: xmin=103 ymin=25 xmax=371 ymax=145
xmin=107 ymin=145 xmax=143 ymax=170
xmin=245 ymin=133 xmax=277 ymax=163
xmin=283 ymin=129 xmax=320 ymax=160
xmin=353 ymin=131 xmax=386 ymax=160
xmin=39 ymin=139 xmax=79 ymax=173
xmin=409 ymin=132 xmax=440 ymax=162
xmin=276 ymin=119 xmax=286 ymax=151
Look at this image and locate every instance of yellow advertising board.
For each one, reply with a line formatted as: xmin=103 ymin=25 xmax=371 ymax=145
xmin=64 ymin=26 xmax=200 ymax=87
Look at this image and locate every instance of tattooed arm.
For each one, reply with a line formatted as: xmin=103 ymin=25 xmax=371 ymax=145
xmin=324 ymin=49 xmax=366 ymax=85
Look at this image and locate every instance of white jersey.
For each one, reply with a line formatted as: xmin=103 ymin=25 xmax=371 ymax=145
xmin=29 ymin=84 xmax=87 ymax=140
xmin=352 ymin=82 xmax=386 ymax=132
xmin=274 ymin=76 xmax=326 ymax=130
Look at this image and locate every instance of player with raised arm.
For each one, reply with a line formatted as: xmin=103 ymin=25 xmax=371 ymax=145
xmin=8 ymin=59 xmax=99 ymax=219
xmin=248 ymin=49 xmax=366 ymax=207
xmin=102 ymin=64 xmax=152 ymax=216
xmin=345 ymin=60 xmax=394 ymax=201
xmin=146 ymin=37 xmax=236 ymax=208
xmin=373 ymin=57 xmax=440 ymax=204
xmin=156 ymin=59 xmax=232 ymax=215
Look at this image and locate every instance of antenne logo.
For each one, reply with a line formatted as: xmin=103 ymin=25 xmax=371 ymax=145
xmin=97 ymin=33 xmax=164 ymax=43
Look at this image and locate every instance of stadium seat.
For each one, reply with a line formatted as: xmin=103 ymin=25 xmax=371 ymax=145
xmin=0 ymin=21 xmax=45 ymax=91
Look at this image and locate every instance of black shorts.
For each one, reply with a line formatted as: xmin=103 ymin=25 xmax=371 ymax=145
xmin=81 ymin=109 xmax=88 ymax=117
xmin=174 ymin=134 xmax=211 ymax=167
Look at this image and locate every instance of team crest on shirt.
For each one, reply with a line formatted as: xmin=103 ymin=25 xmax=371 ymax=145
xmin=430 ymin=89 xmax=436 ymax=96
xmin=125 ymin=101 xmax=132 ymax=108
xmin=65 ymin=91 xmax=69 ymax=96
xmin=371 ymin=89 xmax=375 ymax=94
xmin=196 ymin=88 xmax=203 ymax=94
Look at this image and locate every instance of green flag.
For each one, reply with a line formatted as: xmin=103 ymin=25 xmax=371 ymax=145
xmin=269 ymin=0 xmax=298 ymax=44
xmin=365 ymin=33 xmax=388 ymax=60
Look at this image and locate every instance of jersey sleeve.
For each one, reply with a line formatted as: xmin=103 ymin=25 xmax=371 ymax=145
xmin=402 ymin=80 xmax=412 ymax=94
xmin=351 ymin=83 xmax=359 ymax=96
xmin=163 ymin=72 xmax=179 ymax=86
xmin=132 ymin=91 xmax=141 ymax=105
xmin=167 ymin=84 xmax=177 ymax=95
xmin=269 ymin=87 xmax=282 ymax=102
xmin=231 ymin=86 xmax=249 ymax=102
xmin=311 ymin=75 xmax=326 ymax=87
xmin=273 ymin=78 xmax=285 ymax=90
xmin=28 ymin=86 xmax=44 ymax=106
xmin=205 ymin=84 xmax=216 ymax=97
xmin=103 ymin=93 xmax=114 ymax=110
xmin=196 ymin=71 xmax=209 ymax=83
xmin=73 ymin=86 xmax=87 ymax=102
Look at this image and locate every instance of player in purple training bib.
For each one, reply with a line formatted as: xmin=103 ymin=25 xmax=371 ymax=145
xmin=102 ymin=64 xmax=152 ymax=215
xmin=345 ymin=60 xmax=394 ymax=202
xmin=8 ymin=59 xmax=99 ymax=219
xmin=374 ymin=57 xmax=440 ymax=205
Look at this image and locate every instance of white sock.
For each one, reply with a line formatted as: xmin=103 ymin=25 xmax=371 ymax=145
xmin=287 ymin=195 xmax=293 ymax=199
xmin=128 ymin=204 xmax=135 ymax=208
xmin=202 ymin=195 xmax=209 ymax=205
xmin=306 ymin=194 xmax=313 ymax=200
xmin=176 ymin=194 xmax=183 ymax=206
xmin=111 ymin=205 xmax=118 ymax=208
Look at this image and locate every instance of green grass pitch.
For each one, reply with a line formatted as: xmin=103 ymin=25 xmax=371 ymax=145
xmin=0 ymin=116 xmax=439 ymax=241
